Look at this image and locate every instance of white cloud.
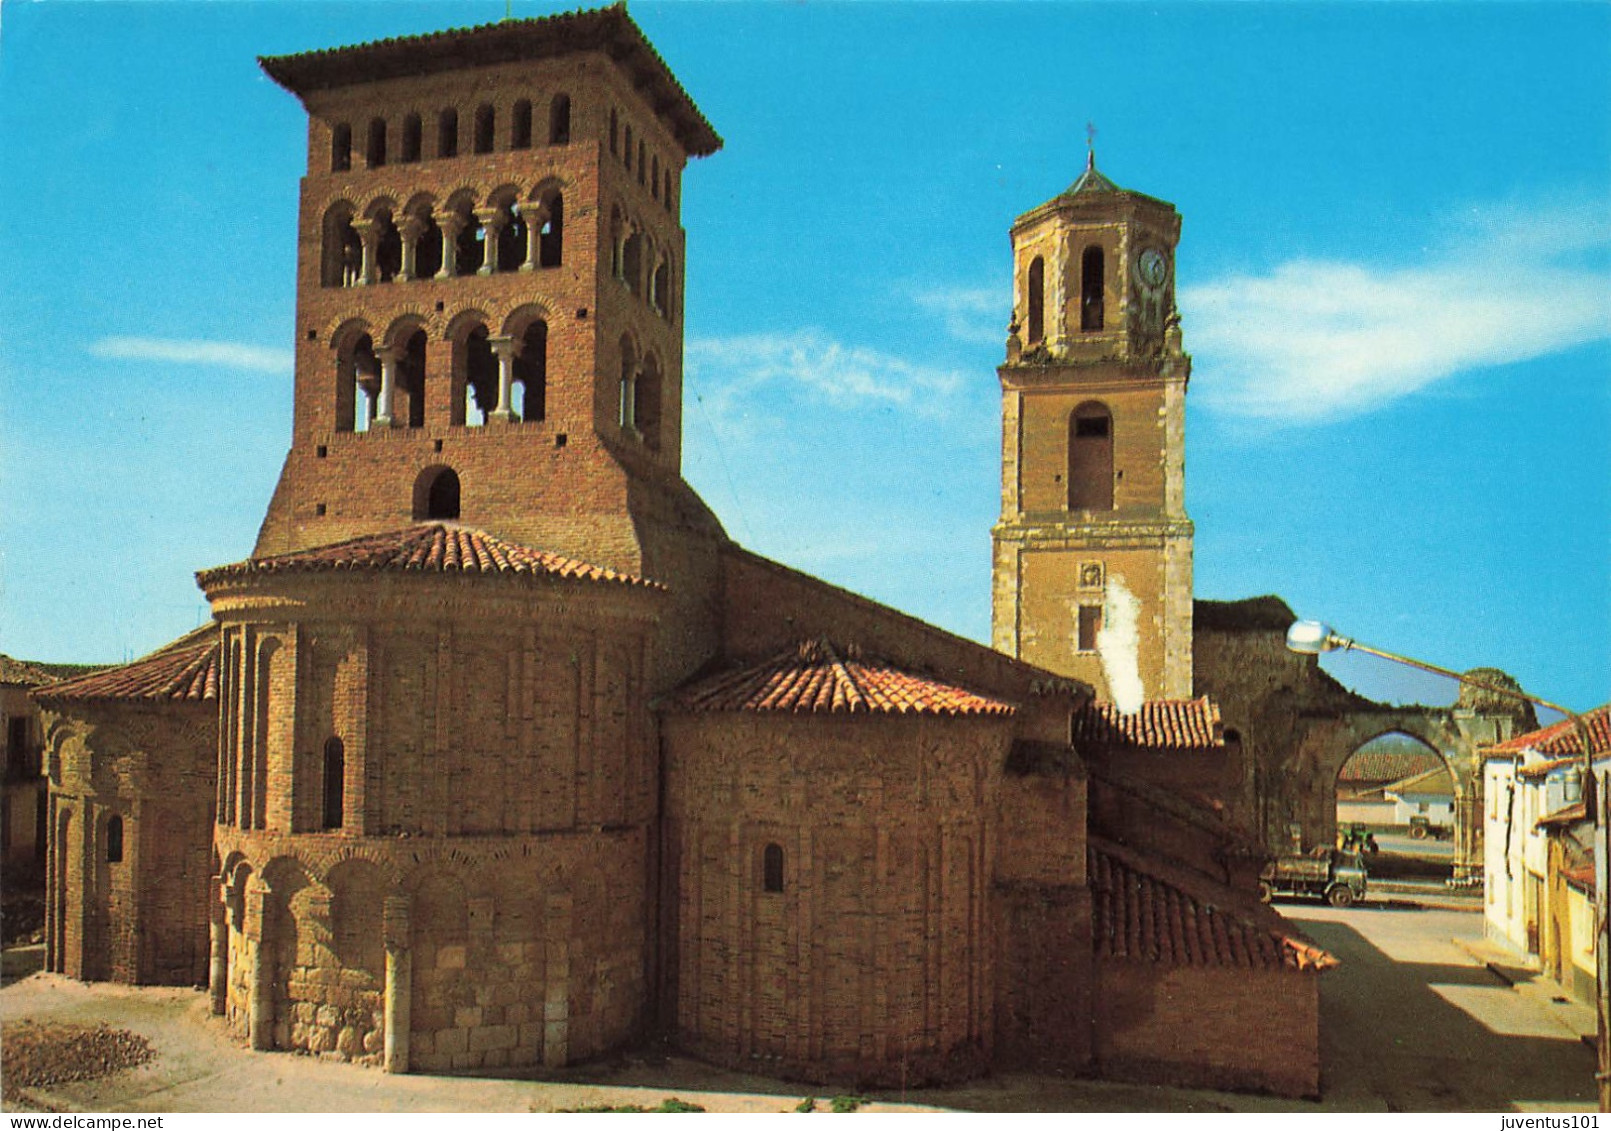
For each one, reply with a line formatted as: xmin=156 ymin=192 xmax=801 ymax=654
xmin=687 ymin=330 xmax=966 ymax=420
xmin=1183 ymin=205 xmax=1611 ymax=423
xmin=909 ymin=283 xmax=1006 ymax=347
xmin=88 ymin=337 xmax=292 ymax=375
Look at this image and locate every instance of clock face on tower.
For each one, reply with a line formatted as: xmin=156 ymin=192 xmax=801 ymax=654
xmin=1136 ymin=247 xmax=1169 ymax=291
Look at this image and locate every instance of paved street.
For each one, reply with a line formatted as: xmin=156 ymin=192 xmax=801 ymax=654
xmin=2 ymin=903 xmax=1600 ymax=1112
xmin=1286 ymin=904 xmax=1597 ymax=1111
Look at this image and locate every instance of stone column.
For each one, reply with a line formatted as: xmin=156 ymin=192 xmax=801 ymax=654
xmin=382 ymin=895 xmax=412 ymax=1074
xmin=209 ymin=886 xmax=228 ymax=1015
xmin=517 ymin=202 xmax=549 ymax=272
xmin=488 ymin=335 xmax=518 ymax=423
xmin=245 ymin=877 xmax=274 ymax=1051
xmin=374 ymin=345 xmax=401 ymax=428
xmin=350 ymin=218 xmax=378 ymax=286
xmin=398 ymin=215 xmax=425 ymax=282
xmin=434 ymin=211 xmax=463 ymax=280
xmin=475 ymin=208 xmax=505 ymax=276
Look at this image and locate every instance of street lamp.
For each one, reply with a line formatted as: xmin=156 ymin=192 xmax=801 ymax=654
xmin=1286 ymin=620 xmax=1609 ymax=1111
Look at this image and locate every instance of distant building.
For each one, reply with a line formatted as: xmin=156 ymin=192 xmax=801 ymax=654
xmin=1483 ymin=705 xmax=1607 ymax=1005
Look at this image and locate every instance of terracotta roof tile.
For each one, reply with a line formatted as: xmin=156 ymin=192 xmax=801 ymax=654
xmin=0 ymin=655 xmax=54 ymax=686
xmin=1337 ymin=748 xmax=1442 ymax=784
xmin=1563 ymin=863 xmax=1595 ymax=893
xmin=1536 ymin=801 xmax=1589 ymax=829
xmin=197 ymin=524 xmax=661 ymax=590
xmin=1071 ymin=697 xmax=1223 ymax=750
xmin=1489 ymin=704 xmax=1611 ymax=756
xmin=1089 ymin=840 xmax=1336 ymax=973
xmin=668 ymin=640 xmax=1016 ymax=718
xmin=1516 ymin=755 xmax=1585 ymax=780
xmin=36 ymin=632 xmax=219 ymax=703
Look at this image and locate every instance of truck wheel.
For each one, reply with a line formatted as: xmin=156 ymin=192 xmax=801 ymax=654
xmin=1409 ymin=825 xmax=1428 ymax=840
xmin=1258 ymin=881 xmax=1274 ymax=904
xmin=1327 ymin=884 xmax=1356 ymax=908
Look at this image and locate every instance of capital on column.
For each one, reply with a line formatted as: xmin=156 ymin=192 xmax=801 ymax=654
xmin=397 ymin=214 xmax=426 ymax=282
xmin=487 ymin=334 xmax=519 ymax=423
xmin=349 ymin=218 xmax=379 ymax=286
xmin=474 ymin=208 xmax=507 ymax=276
xmin=433 ymin=211 xmax=465 ymax=279
xmin=517 ymin=202 xmax=550 ymax=272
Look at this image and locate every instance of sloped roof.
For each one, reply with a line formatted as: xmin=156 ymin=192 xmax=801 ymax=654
xmin=666 ymin=640 xmax=1016 ymax=718
xmin=1071 ymin=697 xmax=1223 ymax=750
xmin=1537 ymin=802 xmax=1589 ymax=830
xmin=1064 ymin=153 xmax=1121 ymax=196
xmin=258 ymin=5 xmax=721 ymax=157
xmin=1337 ymin=747 xmax=1441 ymax=784
xmin=1516 ymin=755 xmax=1584 ymax=781
xmin=1488 ymin=704 xmax=1611 ymax=757
xmin=35 ymin=629 xmax=219 ymax=704
xmin=0 ymin=655 xmax=54 ymax=686
xmin=1089 ymin=839 xmax=1336 ymax=972
xmin=1382 ymin=763 xmax=1454 ymax=798
xmin=197 ymin=524 xmax=661 ymax=590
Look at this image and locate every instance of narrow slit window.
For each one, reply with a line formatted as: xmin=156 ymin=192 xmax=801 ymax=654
xmin=106 ymin=815 xmax=124 ymax=863
xmin=322 ymin=737 xmax=344 ymax=830
xmin=763 ymin=843 xmax=784 ymax=893
xmin=1077 ymin=606 xmax=1102 ymax=653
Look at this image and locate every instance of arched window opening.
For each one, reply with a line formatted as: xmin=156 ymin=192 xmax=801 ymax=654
xmin=366 ymin=117 xmax=387 ymax=168
xmin=637 ymin=140 xmax=646 ymax=185
xmin=335 ymin=332 xmax=379 ymax=434
xmin=396 ymin=329 xmax=427 ymax=429
xmin=473 ymin=104 xmax=495 ymax=154
xmin=511 ymin=100 xmax=533 ymax=149
xmin=374 ymin=210 xmax=402 ymax=283
xmin=514 ymin=321 xmax=547 ymax=422
xmin=665 ymin=170 xmax=675 ymax=213
xmin=462 ymin=326 xmax=495 ymax=427
xmin=414 ymin=210 xmax=443 ymax=279
xmin=1077 ymin=606 xmax=1102 ymax=653
xmin=1068 ymin=402 xmax=1114 ymax=510
xmin=623 ymin=125 xmax=633 ymax=170
xmin=321 ymin=204 xmax=360 ymax=288
xmin=621 ymin=231 xmax=643 ymax=296
xmin=1026 ymin=256 xmax=1045 ymax=344
xmin=763 ymin=843 xmax=784 ymax=893
xmin=438 ymin=108 xmax=459 ymax=159
xmin=413 ymin=466 xmax=462 ymax=521
xmin=330 ymin=122 xmax=352 ymax=172
xmin=322 ymin=738 xmax=345 ymax=830
xmin=106 ymin=814 xmax=124 ymax=864
xmin=539 ymin=194 xmax=563 ymax=268
xmin=549 ymin=94 xmax=571 ymax=145
xmin=400 ymin=113 xmax=422 ymax=163
xmin=638 ymin=354 xmax=662 ymax=450
xmin=650 ymin=258 xmax=671 ymax=316
xmin=498 ymin=203 xmax=526 ymax=273
xmin=609 ymin=209 xmax=624 ymax=279
xmin=456 ymin=210 xmax=484 ymax=276
xmin=651 ymin=155 xmax=660 ymax=201
xmin=609 ymin=109 xmax=619 ymax=155
xmin=1081 ymin=245 xmax=1105 ymax=332
xmin=619 ymin=336 xmax=638 ymax=431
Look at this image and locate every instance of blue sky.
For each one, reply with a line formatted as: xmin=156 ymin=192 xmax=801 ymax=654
xmin=1 ymin=1 xmax=1608 ymax=713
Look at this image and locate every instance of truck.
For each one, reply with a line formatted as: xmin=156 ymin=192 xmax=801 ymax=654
xmin=1259 ymin=847 xmax=1369 ymax=908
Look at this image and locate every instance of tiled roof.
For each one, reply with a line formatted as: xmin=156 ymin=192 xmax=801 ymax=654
xmin=1516 ymin=756 xmax=1583 ymax=781
xmin=197 ymin=524 xmax=660 ymax=590
xmin=1382 ymin=764 xmax=1454 ymax=798
xmin=1489 ymin=704 xmax=1611 ymax=756
xmin=1337 ymin=748 xmax=1441 ymax=784
xmin=36 ymin=632 xmax=219 ymax=703
xmin=258 ymin=6 xmax=721 ymax=157
xmin=0 ymin=655 xmax=54 ymax=686
xmin=1536 ymin=802 xmax=1589 ymax=830
xmin=1563 ymin=862 xmax=1595 ymax=893
xmin=1071 ymin=697 xmax=1223 ymax=750
xmin=1089 ymin=840 xmax=1336 ymax=973
xmin=667 ymin=640 xmax=1016 ymax=718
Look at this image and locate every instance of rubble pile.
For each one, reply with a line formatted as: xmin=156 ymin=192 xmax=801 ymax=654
xmin=1 ymin=1022 xmax=154 ymax=1099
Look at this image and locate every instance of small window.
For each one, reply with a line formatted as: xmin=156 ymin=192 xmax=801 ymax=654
xmin=323 ymin=738 xmax=345 ymax=830
xmin=438 ymin=108 xmax=459 ymax=158
xmin=106 ymin=815 xmax=124 ymax=864
xmin=330 ymin=122 xmax=352 ymax=172
xmin=637 ymin=140 xmax=646 ymax=185
xmin=366 ymin=117 xmax=387 ymax=168
xmin=511 ymin=100 xmax=533 ymax=149
xmin=549 ymin=94 xmax=571 ymax=145
xmin=474 ymin=104 xmax=495 ymax=154
xmin=1077 ymin=606 xmax=1102 ymax=652
xmin=1081 ymin=245 xmax=1104 ymax=331
xmin=609 ymin=109 xmax=619 ymax=155
xmin=624 ymin=125 xmax=633 ymax=169
xmin=1074 ymin=415 xmax=1109 ymax=438
xmin=1026 ymin=256 xmax=1045 ymax=344
xmin=651 ymin=155 xmax=660 ymax=201
xmin=763 ymin=843 xmax=784 ymax=893
xmin=414 ymin=466 xmax=462 ymax=520
xmin=400 ymin=113 xmax=422 ymax=163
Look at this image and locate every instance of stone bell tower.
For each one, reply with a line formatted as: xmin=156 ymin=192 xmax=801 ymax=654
xmin=991 ymin=152 xmax=1194 ymax=704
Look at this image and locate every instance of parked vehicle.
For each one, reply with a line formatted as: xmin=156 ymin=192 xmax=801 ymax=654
xmin=1260 ymin=847 xmax=1369 ymax=907
xmin=1407 ymin=815 xmax=1452 ymax=841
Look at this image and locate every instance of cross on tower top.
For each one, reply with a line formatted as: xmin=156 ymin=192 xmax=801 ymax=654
xmin=1085 ymin=121 xmax=1098 ymax=168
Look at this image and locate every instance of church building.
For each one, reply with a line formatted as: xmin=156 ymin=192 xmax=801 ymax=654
xmin=37 ymin=7 xmax=1332 ymax=1099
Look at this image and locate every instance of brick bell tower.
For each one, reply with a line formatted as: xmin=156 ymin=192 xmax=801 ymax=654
xmin=253 ymin=9 xmax=721 ymax=574
xmin=991 ymin=151 xmax=1194 ymax=703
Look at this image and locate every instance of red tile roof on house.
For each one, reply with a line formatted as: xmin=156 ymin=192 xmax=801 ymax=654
xmin=35 ymin=631 xmax=219 ymax=703
xmin=667 ymin=640 xmax=1016 ymax=718
xmin=197 ymin=524 xmax=661 ymax=590
xmin=1089 ymin=840 xmax=1336 ymax=973
xmin=1336 ymin=748 xmax=1442 ymax=784
xmin=0 ymin=655 xmax=54 ymax=686
xmin=1563 ymin=862 xmax=1595 ymax=894
xmin=1536 ymin=801 xmax=1589 ymax=830
xmin=1488 ymin=704 xmax=1611 ymax=757
xmin=1071 ymin=697 xmax=1223 ymax=750
xmin=1517 ymin=756 xmax=1584 ymax=781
